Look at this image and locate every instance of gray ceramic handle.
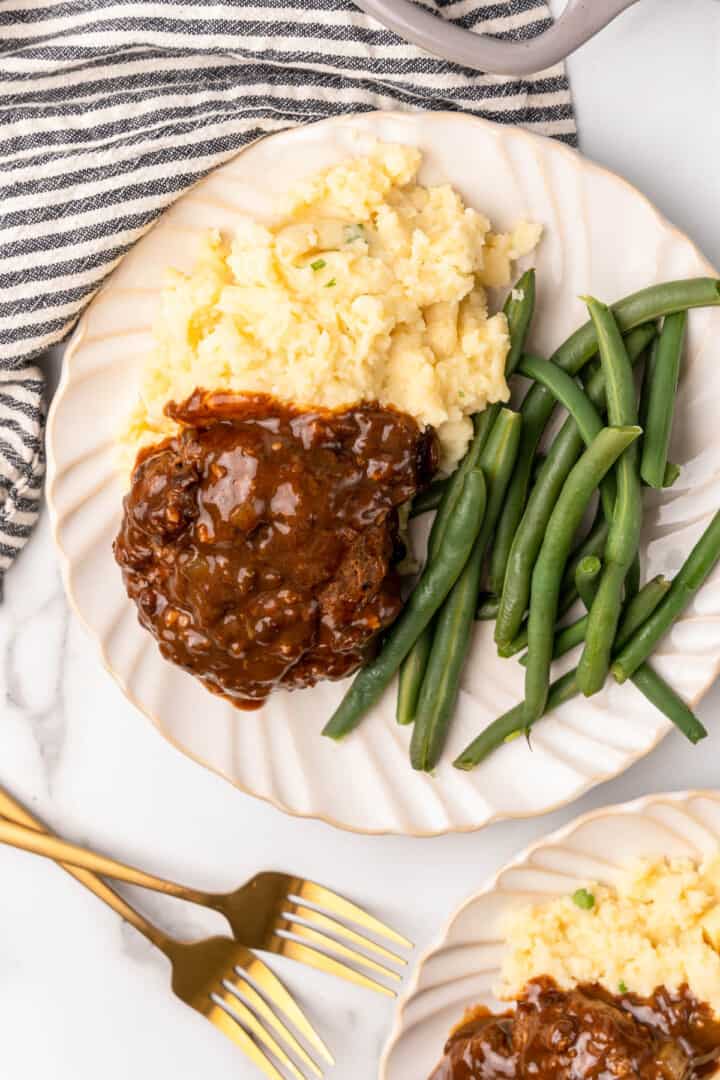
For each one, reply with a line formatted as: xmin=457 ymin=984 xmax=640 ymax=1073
xmin=354 ymin=0 xmax=641 ymax=76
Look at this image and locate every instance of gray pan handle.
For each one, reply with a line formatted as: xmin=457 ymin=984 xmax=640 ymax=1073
xmin=353 ymin=0 xmax=641 ymax=76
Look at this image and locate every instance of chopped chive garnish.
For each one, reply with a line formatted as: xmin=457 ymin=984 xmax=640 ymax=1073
xmin=618 ymin=981 xmax=628 ymax=994
xmin=572 ymin=888 xmax=595 ymax=911
xmin=325 ymin=278 xmax=337 ymax=288
xmin=310 ymin=258 xmax=326 ymax=271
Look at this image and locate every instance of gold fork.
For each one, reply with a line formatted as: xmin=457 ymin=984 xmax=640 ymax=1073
xmin=0 ymin=793 xmax=410 ymax=996
xmin=0 ymin=786 xmax=331 ymax=1080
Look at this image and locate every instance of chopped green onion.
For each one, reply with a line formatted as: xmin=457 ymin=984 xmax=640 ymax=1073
xmin=571 ymin=888 xmax=595 ymax=910
xmin=310 ymin=258 xmax=326 ymax=271
xmin=618 ymin=981 xmax=628 ymax=994
xmin=325 ymin=278 xmax=337 ymax=288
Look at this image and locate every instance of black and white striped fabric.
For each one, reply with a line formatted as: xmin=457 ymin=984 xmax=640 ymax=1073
xmin=0 ymin=0 xmax=576 ymax=581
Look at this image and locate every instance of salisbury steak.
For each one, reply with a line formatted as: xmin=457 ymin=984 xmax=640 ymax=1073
xmin=114 ymin=391 xmax=437 ymax=708
xmin=431 ymin=977 xmax=720 ymax=1080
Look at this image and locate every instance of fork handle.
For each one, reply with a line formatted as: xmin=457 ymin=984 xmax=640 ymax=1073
xmin=0 ymin=811 xmax=213 ymax=908
xmin=0 ymin=788 xmax=174 ymax=951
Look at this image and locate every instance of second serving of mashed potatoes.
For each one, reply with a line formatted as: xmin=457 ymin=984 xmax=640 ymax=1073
xmin=120 ymin=142 xmax=540 ymax=472
xmin=500 ymin=855 xmax=720 ymax=1015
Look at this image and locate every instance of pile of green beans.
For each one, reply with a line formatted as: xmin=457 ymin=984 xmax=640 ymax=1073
xmin=323 ymin=275 xmax=720 ymax=771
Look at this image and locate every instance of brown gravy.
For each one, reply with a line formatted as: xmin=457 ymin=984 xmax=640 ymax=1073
xmin=431 ymin=977 xmax=720 ymax=1080
xmin=114 ymin=390 xmax=436 ymax=708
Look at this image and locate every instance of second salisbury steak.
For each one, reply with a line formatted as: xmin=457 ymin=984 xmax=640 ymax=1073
xmin=115 ymin=391 xmax=437 ymax=708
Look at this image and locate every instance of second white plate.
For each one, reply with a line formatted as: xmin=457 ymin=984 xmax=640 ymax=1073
xmin=381 ymin=790 xmax=720 ymax=1079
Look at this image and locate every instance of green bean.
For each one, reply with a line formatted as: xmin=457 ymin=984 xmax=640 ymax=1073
xmin=638 ymin=336 xmax=655 ymax=432
xmin=610 ymin=577 xmax=706 ymax=743
xmin=519 ymin=557 xmax=601 ymax=666
xmin=586 ymin=568 xmax=704 ymax=742
xmin=426 ymin=411 xmax=492 ymax=557
xmin=410 ymin=479 xmax=448 ymax=518
xmin=519 ymin=356 xmax=605 ymax=445
xmin=518 ymin=354 xmax=615 ymax=520
xmin=322 ymin=467 xmax=487 ymax=739
xmin=411 ymin=411 xmax=522 ymax=771
xmin=455 ymin=575 xmax=676 ymax=769
xmin=476 ymin=595 xmax=499 ymax=621
xmin=563 ymin=514 xmax=610 ymax=586
xmin=499 ymin=516 xmax=610 ymax=657
xmin=664 ymin=462 xmax=681 ymax=487
xmin=584 ymin=324 xmax=656 ymax=411
xmin=640 ymin=311 xmax=686 ymax=488
xmin=396 ymin=625 xmax=433 ymax=725
xmin=489 ymin=381 xmax=555 ymax=595
xmin=484 ymin=274 xmax=540 ymax=595
xmin=524 ymin=425 xmax=641 ymax=725
xmin=500 ymin=585 xmax=583 ymax=660
xmin=495 ymin=423 xmax=585 ymax=645
xmin=454 ymin=670 xmax=579 ymax=770
xmin=519 ymin=619 xmax=585 ymax=666
xmin=552 ymin=278 xmax=720 ymax=376
xmin=638 ymin=336 xmax=682 ymax=493
xmin=531 ymin=453 xmax=547 ymax=485
xmin=626 ymin=553 xmax=641 ymax=602
xmin=617 ymin=577 xmax=672 ymax=640
xmin=576 ymin=299 xmax=642 ymax=697
xmin=503 ymin=269 xmax=537 ymax=377
xmin=629 ymin=666 xmax=706 ymax=743
xmin=494 ymin=331 xmax=649 ymax=648
xmin=575 ymin=555 xmax=602 ymax=609
xmin=613 ymin=509 xmax=720 ymax=682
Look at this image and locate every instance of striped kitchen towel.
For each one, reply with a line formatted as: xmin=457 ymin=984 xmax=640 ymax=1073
xmin=0 ymin=0 xmax=576 ymax=580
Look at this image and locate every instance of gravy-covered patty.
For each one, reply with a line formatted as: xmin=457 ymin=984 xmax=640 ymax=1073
xmin=432 ymin=978 xmax=720 ymax=1080
xmin=114 ymin=391 xmax=436 ymax=708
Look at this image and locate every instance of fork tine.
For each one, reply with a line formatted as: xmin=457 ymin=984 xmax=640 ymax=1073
xmin=273 ymin=936 xmax=396 ymax=997
xmin=283 ymin=922 xmax=402 ymax=982
xmin=284 ymin=903 xmax=407 ymax=967
xmin=215 ymin=985 xmax=306 ymax=1080
xmin=227 ymin=971 xmax=324 ymax=1079
xmin=243 ymin=952 xmax=334 ymax=1065
xmin=293 ymin=880 xmax=412 ymax=949
xmin=206 ymin=998 xmax=284 ymax=1080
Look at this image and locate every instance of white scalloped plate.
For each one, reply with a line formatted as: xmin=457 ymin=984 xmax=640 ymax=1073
xmin=381 ymin=790 xmax=720 ymax=1079
xmin=47 ymin=111 xmax=720 ymax=836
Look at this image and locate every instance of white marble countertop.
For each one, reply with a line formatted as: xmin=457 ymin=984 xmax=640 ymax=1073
xmin=2 ymin=3 xmax=719 ymax=1077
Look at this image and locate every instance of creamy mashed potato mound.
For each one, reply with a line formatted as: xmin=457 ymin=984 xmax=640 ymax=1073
xmin=500 ymin=855 xmax=720 ymax=1015
xmin=120 ymin=143 xmax=541 ymax=471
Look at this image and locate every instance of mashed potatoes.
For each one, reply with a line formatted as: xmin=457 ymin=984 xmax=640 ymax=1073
xmin=500 ymin=855 xmax=720 ymax=1015
xmin=120 ymin=142 xmax=540 ymax=472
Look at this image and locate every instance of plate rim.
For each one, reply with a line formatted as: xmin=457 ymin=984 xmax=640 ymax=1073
xmin=46 ymin=108 xmax=720 ymax=837
xmin=379 ymin=787 xmax=720 ymax=1078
